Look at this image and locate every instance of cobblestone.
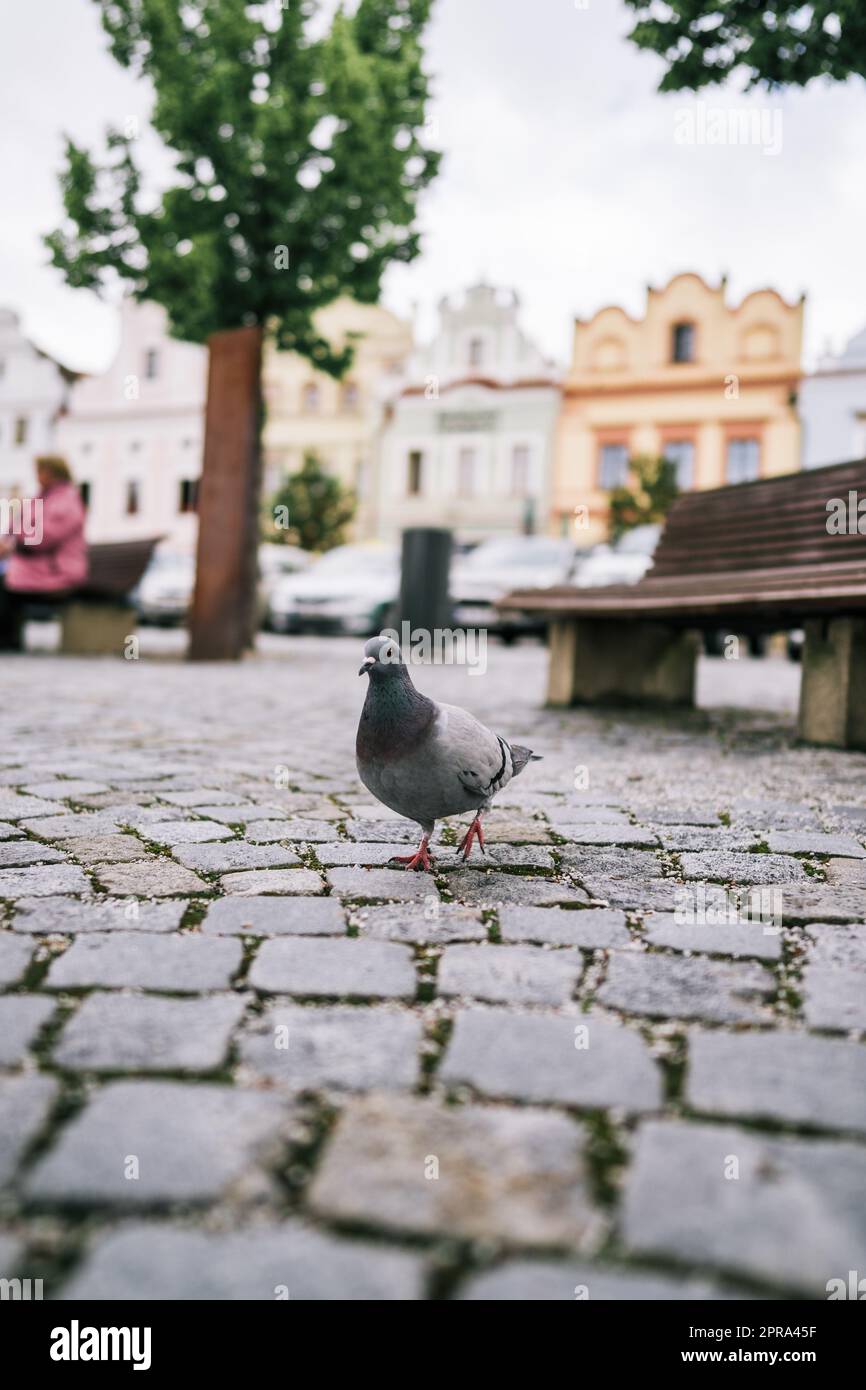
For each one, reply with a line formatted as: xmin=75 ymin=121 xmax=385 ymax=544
xmin=202 ymin=895 xmax=346 ymax=936
xmin=438 ymin=943 xmax=583 ymax=1005
xmin=309 ymin=1093 xmax=601 ymax=1247
xmin=0 ymin=995 xmax=55 ymax=1066
xmin=622 ymin=1119 xmax=866 ymax=1295
xmin=440 ymin=1008 xmax=661 ymax=1111
xmin=598 ymin=951 xmax=776 ymax=1023
xmin=0 ymin=1074 xmax=58 ymax=1184
xmin=26 ymin=1081 xmax=287 ymax=1205
xmin=250 ymin=936 xmax=416 ymax=999
xmin=2 ymin=640 xmax=865 ymax=1299
xmin=60 ymin=1222 xmax=425 ymax=1300
xmin=687 ymin=1029 xmax=866 ymax=1134
xmin=11 ymin=897 xmax=185 ymax=934
xmin=239 ymin=1002 xmax=422 ymax=1092
xmin=53 ymin=993 xmax=247 ymax=1072
xmin=45 ymin=931 xmax=242 ymax=992
xmin=498 ymin=905 xmax=629 ymax=948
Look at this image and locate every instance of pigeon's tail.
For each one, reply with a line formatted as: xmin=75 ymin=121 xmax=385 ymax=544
xmin=510 ymin=744 xmax=542 ymax=777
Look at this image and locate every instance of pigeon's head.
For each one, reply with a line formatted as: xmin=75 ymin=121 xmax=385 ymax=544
xmin=358 ymin=633 xmax=403 ymax=678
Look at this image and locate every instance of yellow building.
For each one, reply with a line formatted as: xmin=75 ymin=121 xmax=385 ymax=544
xmin=552 ymin=272 xmax=804 ymax=541
xmin=262 ymin=297 xmax=413 ymax=538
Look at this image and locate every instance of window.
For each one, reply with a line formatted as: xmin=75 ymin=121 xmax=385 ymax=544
xmin=14 ymin=417 xmax=27 ymax=446
xmin=302 ymin=382 xmax=320 ymax=413
xmin=671 ymin=322 xmax=696 ymax=363
xmin=144 ymin=348 xmax=159 ymax=380
xmin=599 ymin=442 xmax=629 ymax=489
xmin=340 ymin=382 xmax=359 ymax=412
xmin=125 ymin=480 xmax=140 ymax=516
xmin=178 ymin=479 xmax=198 ymax=513
xmin=458 ymin=447 xmax=475 ymax=497
xmin=663 ymin=440 xmax=695 ymax=490
xmin=407 ymin=450 xmax=423 ymax=496
xmin=79 ymin=481 xmax=92 ymax=510
xmin=726 ymin=437 xmax=760 ymax=484
xmin=511 ymin=445 xmax=530 ymax=497
xmin=468 ymin=337 xmax=484 ymax=368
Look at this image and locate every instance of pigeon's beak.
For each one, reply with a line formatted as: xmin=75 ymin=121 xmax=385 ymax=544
xmin=358 ymin=656 xmax=375 ymax=676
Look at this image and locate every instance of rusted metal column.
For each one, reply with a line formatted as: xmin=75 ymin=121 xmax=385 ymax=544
xmin=188 ymin=325 xmax=263 ymax=661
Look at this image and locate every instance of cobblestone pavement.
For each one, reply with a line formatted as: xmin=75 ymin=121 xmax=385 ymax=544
xmin=1 ymin=638 xmax=864 ymax=1300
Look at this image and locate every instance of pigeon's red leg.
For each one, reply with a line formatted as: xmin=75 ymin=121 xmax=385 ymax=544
xmin=390 ymin=834 xmax=434 ymax=872
xmin=458 ymin=815 xmax=485 ymax=860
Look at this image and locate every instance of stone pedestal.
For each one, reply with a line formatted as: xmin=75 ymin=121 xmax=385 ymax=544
xmin=61 ymin=603 xmax=133 ymax=657
xmin=546 ymin=619 xmax=699 ymax=709
xmin=798 ymin=617 xmax=866 ymax=750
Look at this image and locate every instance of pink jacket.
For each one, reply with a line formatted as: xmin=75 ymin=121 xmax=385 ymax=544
xmin=5 ymin=482 xmax=88 ymax=594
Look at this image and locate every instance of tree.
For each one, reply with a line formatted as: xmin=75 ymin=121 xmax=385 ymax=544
xmin=45 ymin=0 xmax=439 ymax=656
xmin=608 ymin=454 xmax=679 ymax=542
xmin=267 ymin=453 xmax=356 ymax=552
xmin=624 ymin=1 xmax=866 ymax=91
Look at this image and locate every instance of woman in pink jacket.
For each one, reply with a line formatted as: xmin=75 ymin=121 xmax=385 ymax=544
xmin=0 ymin=456 xmax=88 ymax=651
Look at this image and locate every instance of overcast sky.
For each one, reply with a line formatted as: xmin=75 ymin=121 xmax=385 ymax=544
xmin=2 ymin=0 xmax=864 ymax=373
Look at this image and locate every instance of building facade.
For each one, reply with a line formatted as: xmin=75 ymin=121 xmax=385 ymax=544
xmin=262 ymin=297 xmax=413 ymax=539
xmin=56 ymin=298 xmax=207 ymax=549
xmin=551 ymin=272 xmax=804 ymax=541
xmin=376 ymin=283 xmax=561 ymax=542
xmin=0 ymin=308 xmax=73 ymax=499
xmin=800 ymin=325 xmax=866 ymax=469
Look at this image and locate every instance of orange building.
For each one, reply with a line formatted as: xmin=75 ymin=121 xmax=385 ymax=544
xmin=552 ymin=272 xmax=804 ymax=541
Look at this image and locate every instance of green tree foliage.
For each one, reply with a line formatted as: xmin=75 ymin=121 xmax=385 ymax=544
xmin=608 ymin=454 xmax=679 ymax=542
xmin=624 ymin=1 xmax=866 ymax=91
xmin=45 ymin=0 xmax=440 ymax=376
xmin=268 ymin=453 xmax=356 ymax=551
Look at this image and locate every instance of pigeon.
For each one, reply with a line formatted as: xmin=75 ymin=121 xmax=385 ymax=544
xmin=355 ymin=634 xmax=541 ymax=871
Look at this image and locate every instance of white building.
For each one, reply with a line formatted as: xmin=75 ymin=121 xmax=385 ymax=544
xmin=375 ymin=283 xmax=561 ymax=541
xmin=801 ymin=325 xmax=866 ymax=469
xmin=0 ymin=308 xmax=73 ymax=497
xmin=56 ymin=299 xmax=207 ymax=548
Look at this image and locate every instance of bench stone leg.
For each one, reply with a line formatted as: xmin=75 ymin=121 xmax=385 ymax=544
xmin=798 ymin=618 xmax=866 ymax=750
xmin=546 ymin=620 xmax=580 ymax=706
xmin=60 ymin=603 xmax=135 ymax=657
xmin=546 ymin=619 xmax=699 ymax=708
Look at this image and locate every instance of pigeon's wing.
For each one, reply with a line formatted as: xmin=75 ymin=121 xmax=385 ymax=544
xmin=433 ymin=703 xmax=514 ymax=806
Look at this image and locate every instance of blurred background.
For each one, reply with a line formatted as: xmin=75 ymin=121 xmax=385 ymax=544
xmin=1 ymin=0 xmax=864 ymax=661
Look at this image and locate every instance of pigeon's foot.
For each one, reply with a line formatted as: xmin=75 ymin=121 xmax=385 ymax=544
xmin=390 ymin=835 xmax=435 ymax=872
xmin=457 ymin=815 xmax=485 ymax=861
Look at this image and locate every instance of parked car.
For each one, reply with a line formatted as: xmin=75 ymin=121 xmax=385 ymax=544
xmin=133 ymin=549 xmax=195 ymax=626
xmin=257 ymin=543 xmax=312 ymax=625
xmin=135 ymin=543 xmax=310 ymax=626
xmin=266 ymin=544 xmax=399 ymax=635
xmin=451 ymin=536 xmax=576 ymax=643
xmin=571 ymin=523 xmax=662 ymax=588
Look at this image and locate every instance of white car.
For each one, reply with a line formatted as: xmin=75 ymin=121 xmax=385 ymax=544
xmin=133 ymin=550 xmax=196 ymax=626
xmin=135 ymin=543 xmax=310 ymax=626
xmin=451 ymin=536 xmax=577 ymax=642
xmin=267 ymin=544 xmax=399 ymax=635
xmin=571 ymin=523 xmax=662 ymax=588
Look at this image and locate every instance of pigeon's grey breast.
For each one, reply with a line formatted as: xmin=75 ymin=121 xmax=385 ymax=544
xmin=357 ymin=702 xmax=514 ymax=828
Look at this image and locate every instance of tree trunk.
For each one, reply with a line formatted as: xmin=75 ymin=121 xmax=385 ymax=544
xmin=188 ymin=325 xmax=263 ymax=661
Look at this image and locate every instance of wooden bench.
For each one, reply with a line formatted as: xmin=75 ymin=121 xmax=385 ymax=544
xmin=25 ymin=537 xmax=162 ymax=655
xmin=501 ymin=459 xmax=866 ymax=750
